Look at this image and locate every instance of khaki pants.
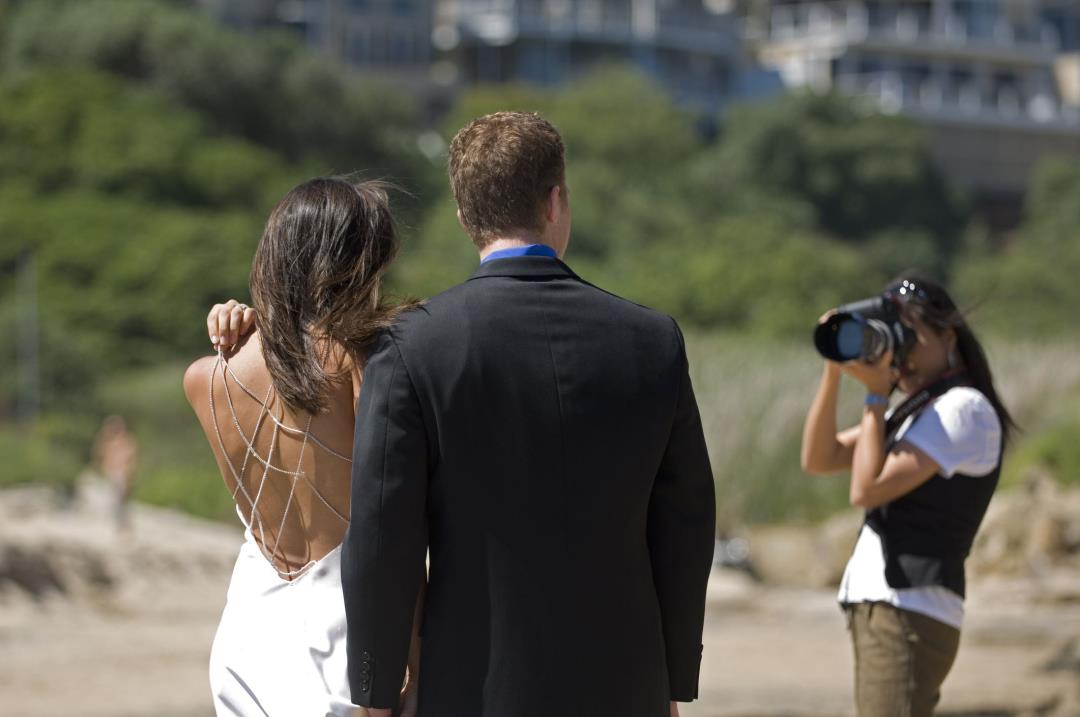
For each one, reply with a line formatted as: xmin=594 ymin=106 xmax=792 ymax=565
xmin=846 ymin=602 xmax=961 ymax=717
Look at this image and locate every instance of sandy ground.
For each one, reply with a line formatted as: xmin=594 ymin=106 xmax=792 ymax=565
xmin=1 ymin=486 xmax=1077 ymax=717
xmin=684 ymin=573 xmax=1080 ymax=716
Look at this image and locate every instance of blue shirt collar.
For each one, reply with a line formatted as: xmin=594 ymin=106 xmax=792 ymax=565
xmin=480 ymin=244 xmax=558 ymax=264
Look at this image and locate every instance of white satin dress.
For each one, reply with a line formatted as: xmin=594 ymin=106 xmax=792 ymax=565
xmin=209 ymin=522 xmax=362 ymax=717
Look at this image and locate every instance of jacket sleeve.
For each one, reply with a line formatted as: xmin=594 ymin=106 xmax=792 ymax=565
xmin=647 ymin=321 xmax=716 ymax=702
xmin=341 ymin=330 xmax=429 ymax=708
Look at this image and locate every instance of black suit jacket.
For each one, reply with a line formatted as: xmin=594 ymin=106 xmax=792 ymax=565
xmin=342 ymin=256 xmax=716 ymax=717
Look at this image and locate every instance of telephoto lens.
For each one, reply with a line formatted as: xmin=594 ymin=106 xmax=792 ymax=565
xmin=813 ymin=295 xmax=915 ymax=365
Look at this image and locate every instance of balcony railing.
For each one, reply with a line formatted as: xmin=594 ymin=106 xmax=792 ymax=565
xmin=836 ymin=70 xmax=1080 ymax=129
xmin=766 ymin=1 xmax=1061 ymax=55
xmin=447 ymin=0 xmax=738 ymax=53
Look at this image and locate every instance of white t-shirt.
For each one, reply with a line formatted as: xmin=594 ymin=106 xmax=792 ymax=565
xmin=837 ymin=386 xmax=1003 ymax=629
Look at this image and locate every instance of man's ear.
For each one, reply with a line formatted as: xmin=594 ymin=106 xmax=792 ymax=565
xmin=456 ymin=207 xmax=466 ymax=230
xmin=545 ymin=185 xmax=562 ymax=224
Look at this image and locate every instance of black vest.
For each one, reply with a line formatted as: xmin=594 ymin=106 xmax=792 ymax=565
xmin=864 ymin=377 xmax=1001 ymax=599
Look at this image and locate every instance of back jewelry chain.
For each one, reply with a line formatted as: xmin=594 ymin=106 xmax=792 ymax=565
xmin=208 ymin=349 xmax=350 ymax=580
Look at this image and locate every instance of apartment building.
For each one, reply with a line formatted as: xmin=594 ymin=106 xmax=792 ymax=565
xmin=743 ymin=0 xmax=1080 ymax=199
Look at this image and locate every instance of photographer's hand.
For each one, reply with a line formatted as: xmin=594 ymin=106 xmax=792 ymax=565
xmin=846 ymin=348 xmax=936 ymax=508
xmin=841 ymin=351 xmax=897 ymax=397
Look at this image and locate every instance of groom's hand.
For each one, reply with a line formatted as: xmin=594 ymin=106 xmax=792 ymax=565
xmin=670 ymin=702 xmax=681 ymax=717
xmin=365 ymin=709 xmax=392 ymax=717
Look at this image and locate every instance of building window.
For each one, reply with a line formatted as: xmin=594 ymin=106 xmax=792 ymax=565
xmin=370 ymin=31 xmax=386 ymax=65
xmin=389 ymin=30 xmax=414 ymax=63
xmin=348 ymin=29 xmax=368 ymax=64
xmin=519 ymin=42 xmax=550 ymax=84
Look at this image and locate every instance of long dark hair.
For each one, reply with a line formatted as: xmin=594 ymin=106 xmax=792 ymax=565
xmin=891 ymin=274 xmax=1017 ymax=446
xmin=249 ymin=177 xmax=409 ymax=414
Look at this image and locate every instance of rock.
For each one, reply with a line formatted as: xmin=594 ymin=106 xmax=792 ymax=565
xmin=967 ymin=475 xmax=1080 ymax=581
xmin=0 ymin=544 xmax=67 ymax=599
xmin=743 ymin=511 xmax=861 ymax=588
xmin=741 ymin=481 xmax=1080 ymax=588
xmin=0 ymin=485 xmax=240 ymax=613
xmin=0 ymin=484 xmax=61 ymax=520
xmin=705 ymin=567 xmax=759 ymax=609
xmin=818 ymin=511 xmax=863 ymax=585
xmin=1026 ymin=511 xmax=1067 ymax=569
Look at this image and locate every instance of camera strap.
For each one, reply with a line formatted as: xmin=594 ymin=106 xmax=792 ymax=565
xmin=884 ymin=370 xmax=970 ymax=445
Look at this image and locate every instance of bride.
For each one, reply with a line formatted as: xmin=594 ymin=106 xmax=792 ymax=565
xmin=183 ymin=177 xmax=420 ymax=717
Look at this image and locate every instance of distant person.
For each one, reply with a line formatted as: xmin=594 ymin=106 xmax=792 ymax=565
xmin=184 ymin=178 xmax=420 ymax=716
xmin=340 ymin=111 xmax=716 ymax=717
xmin=801 ymin=276 xmax=1015 ymax=717
xmin=92 ymin=415 xmax=137 ymax=533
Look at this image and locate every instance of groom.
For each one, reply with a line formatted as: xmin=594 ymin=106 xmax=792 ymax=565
xmin=342 ymin=111 xmax=716 ymax=717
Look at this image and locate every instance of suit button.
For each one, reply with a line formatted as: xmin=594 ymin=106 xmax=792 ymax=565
xmin=361 ymin=650 xmax=372 ymax=660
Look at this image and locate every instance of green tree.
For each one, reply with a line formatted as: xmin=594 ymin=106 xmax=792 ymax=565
xmin=0 ymin=187 xmax=259 ymax=409
xmin=2 ymin=0 xmax=426 ymax=184
xmin=954 ymin=158 xmax=1080 ymax=337
xmin=0 ymin=0 xmax=438 ymax=416
xmin=592 ymin=213 xmax=884 ymax=333
xmin=699 ymin=92 xmax=966 ymax=276
xmin=0 ymin=69 xmax=296 ymax=208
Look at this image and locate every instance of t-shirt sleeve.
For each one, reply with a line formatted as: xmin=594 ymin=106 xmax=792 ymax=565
xmin=899 ymin=387 xmax=1002 ymax=478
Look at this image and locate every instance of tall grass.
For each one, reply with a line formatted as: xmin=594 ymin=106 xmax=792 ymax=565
xmin=685 ymin=333 xmax=1080 ymax=530
xmin=686 ymin=334 xmax=856 ymax=529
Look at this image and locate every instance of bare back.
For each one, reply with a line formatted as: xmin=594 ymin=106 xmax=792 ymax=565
xmin=184 ymin=331 xmax=358 ymax=580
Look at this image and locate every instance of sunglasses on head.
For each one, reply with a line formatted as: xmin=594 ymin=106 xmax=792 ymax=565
xmin=886 ymin=279 xmax=930 ymax=303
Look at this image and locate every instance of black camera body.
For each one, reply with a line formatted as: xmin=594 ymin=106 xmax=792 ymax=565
xmin=813 ymin=293 xmax=916 ymax=366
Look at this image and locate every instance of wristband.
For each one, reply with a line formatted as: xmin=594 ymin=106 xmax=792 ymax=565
xmin=864 ymin=393 xmax=889 ymax=407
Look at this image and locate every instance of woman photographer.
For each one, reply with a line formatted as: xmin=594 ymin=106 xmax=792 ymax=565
xmin=801 ymin=276 xmax=1014 ymax=717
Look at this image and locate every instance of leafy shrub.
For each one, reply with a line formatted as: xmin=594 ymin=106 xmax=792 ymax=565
xmin=0 ymin=419 xmax=90 ymax=488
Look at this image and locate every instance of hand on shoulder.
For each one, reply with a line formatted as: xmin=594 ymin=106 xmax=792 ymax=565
xmin=207 ymin=299 xmax=257 ymax=350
